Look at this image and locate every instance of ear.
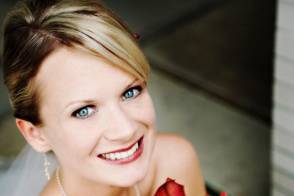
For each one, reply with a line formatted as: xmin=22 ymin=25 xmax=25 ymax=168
xmin=16 ymin=118 xmax=51 ymax=153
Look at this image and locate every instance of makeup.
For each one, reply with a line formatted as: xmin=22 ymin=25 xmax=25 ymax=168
xmin=97 ymin=136 xmax=144 ymax=165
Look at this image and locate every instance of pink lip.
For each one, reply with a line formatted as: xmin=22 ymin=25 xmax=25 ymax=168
xmin=100 ymin=136 xmax=143 ymax=154
xmin=97 ymin=136 xmax=144 ymax=165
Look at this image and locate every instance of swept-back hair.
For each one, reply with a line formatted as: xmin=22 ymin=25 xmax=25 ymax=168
xmin=1 ymin=0 xmax=150 ymax=125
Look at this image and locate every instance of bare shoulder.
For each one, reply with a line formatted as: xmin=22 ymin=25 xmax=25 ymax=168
xmin=152 ymin=132 xmax=206 ymax=196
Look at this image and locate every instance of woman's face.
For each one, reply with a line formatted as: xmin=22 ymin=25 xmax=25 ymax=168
xmin=35 ymin=46 xmax=156 ymax=187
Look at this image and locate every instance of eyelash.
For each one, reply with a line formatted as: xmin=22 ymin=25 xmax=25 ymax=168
xmin=72 ymin=85 xmax=143 ymax=119
xmin=72 ymin=105 xmax=96 ymax=119
xmin=122 ymin=85 xmax=143 ymax=101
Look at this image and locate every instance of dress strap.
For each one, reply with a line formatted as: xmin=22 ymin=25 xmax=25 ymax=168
xmin=133 ymin=184 xmax=141 ymax=196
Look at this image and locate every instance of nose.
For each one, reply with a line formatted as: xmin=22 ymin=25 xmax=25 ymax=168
xmin=101 ymin=103 xmax=136 ymax=143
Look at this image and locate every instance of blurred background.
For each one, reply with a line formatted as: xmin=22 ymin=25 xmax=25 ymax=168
xmin=0 ymin=0 xmax=281 ymax=195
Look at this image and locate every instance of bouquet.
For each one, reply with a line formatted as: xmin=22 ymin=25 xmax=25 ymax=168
xmin=154 ymin=178 xmax=227 ymax=196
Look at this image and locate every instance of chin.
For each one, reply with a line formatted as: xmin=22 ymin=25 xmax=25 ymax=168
xmin=113 ymin=163 xmax=149 ymax=187
xmin=111 ymin=142 xmax=154 ymax=187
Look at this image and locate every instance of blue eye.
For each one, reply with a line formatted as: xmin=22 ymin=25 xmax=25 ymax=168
xmin=122 ymin=86 xmax=142 ymax=100
xmin=73 ymin=106 xmax=96 ymax=119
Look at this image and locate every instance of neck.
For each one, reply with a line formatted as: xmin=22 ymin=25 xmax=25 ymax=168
xmin=56 ymin=168 xmax=135 ymax=196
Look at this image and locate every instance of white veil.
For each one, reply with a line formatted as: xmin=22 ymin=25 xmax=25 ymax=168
xmin=0 ymin=145 xmax=58 ymax=196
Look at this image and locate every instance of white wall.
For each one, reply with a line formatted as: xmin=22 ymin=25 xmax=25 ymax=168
xmin=272 ymin=0 xmax=294 ymax=195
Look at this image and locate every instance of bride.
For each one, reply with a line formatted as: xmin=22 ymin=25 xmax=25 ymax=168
xmin=0 ymin=0 xmax=206 ymax=195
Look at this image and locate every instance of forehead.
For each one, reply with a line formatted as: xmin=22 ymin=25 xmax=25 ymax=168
xmin=35 ymin=47 xmax=134 ymax=106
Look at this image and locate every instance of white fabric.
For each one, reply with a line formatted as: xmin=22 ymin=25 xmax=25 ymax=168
xmin=0 ymin=145 xmax=141 ymax=196
xmin=0 ymin=145 xmax=57 ymax=196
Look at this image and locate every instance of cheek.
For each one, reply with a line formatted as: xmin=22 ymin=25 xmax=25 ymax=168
xmin=63 ymin=123 xmax=101 ymax=150
xmin=127 ymin=92 xmax=156 ymax=127
xmin=45 ymin=119 xmax=100 ymax=159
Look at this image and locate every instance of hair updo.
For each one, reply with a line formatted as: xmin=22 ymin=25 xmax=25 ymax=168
xmin=1 ymin=0 xmax=150 ymax=126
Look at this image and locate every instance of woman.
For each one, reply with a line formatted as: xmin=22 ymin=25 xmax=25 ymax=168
xmin=1 ymin=0 xmax=206 ymax=195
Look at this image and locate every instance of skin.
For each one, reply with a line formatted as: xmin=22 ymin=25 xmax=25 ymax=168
xmin=16 ymin=46 xmax=206 ymax=196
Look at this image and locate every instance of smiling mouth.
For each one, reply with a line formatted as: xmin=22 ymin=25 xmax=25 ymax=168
xmin=97 ymin=136 xmax=144 ymax=164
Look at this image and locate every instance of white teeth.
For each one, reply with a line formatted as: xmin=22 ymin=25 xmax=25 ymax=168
xmin=110 ymin=153 xmax=115 ymax=160
xmin=127 ymin=150 xmax=132 ymax=157
xmin=115 ymin=152 xmax=121 ymax=159
xmin=101 ymin=142 xmax=139 ymax=160
xmin=121 ymin=152 xmax=128 ymax=158
xmin=131 ymin=143 xmax=138 ymax=154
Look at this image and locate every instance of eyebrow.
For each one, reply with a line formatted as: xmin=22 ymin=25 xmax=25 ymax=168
xmin=122 ymin=78 xmax=139 ymax=93
xmin=64 ymin=78 xmax=139 ymax=110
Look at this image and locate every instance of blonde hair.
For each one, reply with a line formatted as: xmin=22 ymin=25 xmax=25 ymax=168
xmin=1 ymin=0 xmax=150 ymax=125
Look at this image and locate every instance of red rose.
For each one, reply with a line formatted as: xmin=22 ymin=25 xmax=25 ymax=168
xmin=206 ymin=191 xmax=228 ymax=196
xmin=154 ymin=178 xmax=186 ymax=196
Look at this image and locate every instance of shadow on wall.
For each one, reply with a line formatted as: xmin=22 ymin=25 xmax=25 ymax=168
xmin=0 ymin=1 xmax=19 ymax=117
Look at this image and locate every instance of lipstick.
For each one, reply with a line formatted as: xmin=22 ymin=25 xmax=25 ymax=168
xmin=97 ymin=136 xmax=144 ymax=165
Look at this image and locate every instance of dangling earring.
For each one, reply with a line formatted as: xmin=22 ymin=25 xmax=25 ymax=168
xmin=43 ymin=153 xmax=51 ymax=180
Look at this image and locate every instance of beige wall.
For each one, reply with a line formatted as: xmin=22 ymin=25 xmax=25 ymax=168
xmin=272 ymin=0 xmax=294 ymax=195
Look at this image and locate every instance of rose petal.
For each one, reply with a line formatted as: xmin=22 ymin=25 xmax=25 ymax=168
xmin=220 ymin=192 xmax=227 ymax=196
xmin=154 ymin=178 xmax=185 ymax=196
xmin=154 ymin=186 xmax=169 ymax=196
xmin=165 ymin=179 xmax=185 ymax=196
